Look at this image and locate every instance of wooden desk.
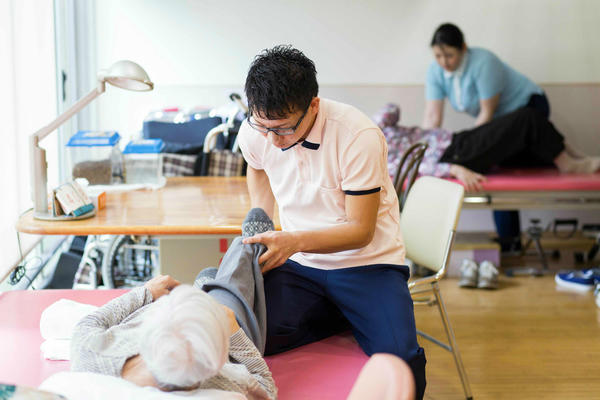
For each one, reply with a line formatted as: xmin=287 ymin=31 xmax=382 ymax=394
xmin=16 ymin=177 xmax=279 ymax=284
xmin=16 ymin=177 xmax=269 ymax=236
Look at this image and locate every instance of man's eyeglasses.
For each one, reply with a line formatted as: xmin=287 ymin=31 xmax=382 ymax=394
xmin=246 ymin=108 xmax=308 ymax=136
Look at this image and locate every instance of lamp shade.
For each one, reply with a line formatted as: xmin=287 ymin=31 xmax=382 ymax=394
xmin=103 ymin=60 xmax=153 ymax=91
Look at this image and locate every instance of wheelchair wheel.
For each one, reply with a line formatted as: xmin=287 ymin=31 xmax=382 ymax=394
xmin=101 ymin=235 xmax=159 ymax=288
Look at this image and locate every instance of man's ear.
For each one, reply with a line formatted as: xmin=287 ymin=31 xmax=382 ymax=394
xmin=310 ymin=97 xmax=320 ymax=112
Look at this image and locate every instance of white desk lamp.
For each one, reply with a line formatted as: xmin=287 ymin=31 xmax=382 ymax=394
xmin=30 ymin=60 xmax=154 ymax=221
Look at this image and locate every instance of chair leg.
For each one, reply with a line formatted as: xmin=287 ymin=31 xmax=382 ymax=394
xmin=432 ymin=282 xmax=473 ymax=400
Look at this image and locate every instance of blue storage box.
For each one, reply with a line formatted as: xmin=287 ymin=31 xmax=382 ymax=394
xmin=66 ymin=130 xmax=122 ymax=185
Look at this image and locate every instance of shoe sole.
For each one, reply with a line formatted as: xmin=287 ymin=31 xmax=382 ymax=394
xmin=477 ymin=279 xmax=498 ymax=289
xmin=554 ymin=274 xmax=594 ymax=292
xmin=458 ymin=279 xmax=478 ymax=288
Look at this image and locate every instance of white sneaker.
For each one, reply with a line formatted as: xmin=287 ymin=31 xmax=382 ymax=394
xmin=458 ymin=259 xmax=478 ymax=288
xmin=478 ymin=260 xmax=499 ymax=289
xmin=595 ymin=283 xmax=600 ymax=309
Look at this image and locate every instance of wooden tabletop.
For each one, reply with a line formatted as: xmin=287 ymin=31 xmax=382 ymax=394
xmin=16 ymin=177 xmax=276 ymax=235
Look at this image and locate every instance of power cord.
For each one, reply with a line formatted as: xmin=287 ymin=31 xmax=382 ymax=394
xmin=9 ymin=208 xmax=38 ymax=289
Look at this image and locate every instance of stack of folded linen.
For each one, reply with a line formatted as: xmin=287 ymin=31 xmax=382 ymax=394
xmin=39 ymin=299 xmax=98 ymax=360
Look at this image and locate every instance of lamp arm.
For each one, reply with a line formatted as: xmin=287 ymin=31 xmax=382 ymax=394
xmin=32 ymin=81 xmax=106 ymax=144
xmin=30 ymin=81 xmax=106 ymax=215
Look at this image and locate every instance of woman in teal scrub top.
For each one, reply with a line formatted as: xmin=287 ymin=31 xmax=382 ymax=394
xmin=423 ymin=23 xmax=548 ymax=129
xmin=422 ymin=23 xmax=550 ymax=252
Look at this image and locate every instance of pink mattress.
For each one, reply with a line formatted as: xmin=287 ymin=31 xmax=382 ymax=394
xmin=448 ymin=168 xmax=600 ymax=192
xmin=0 ymin=289 xmax=367 ymax=399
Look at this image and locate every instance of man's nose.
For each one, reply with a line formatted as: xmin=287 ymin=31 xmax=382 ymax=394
xmin=267 ymin=131 xmax=280 ymax=145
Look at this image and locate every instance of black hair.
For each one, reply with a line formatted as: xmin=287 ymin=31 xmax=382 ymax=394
xmin=430 ymin=23 xmax=464 ymax=49
xmin=245 ymin=45 xmax=318 ymax=119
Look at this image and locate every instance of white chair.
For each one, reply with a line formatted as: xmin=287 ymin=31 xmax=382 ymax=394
xmin=400 ymin=176 xmax=473 ymax=400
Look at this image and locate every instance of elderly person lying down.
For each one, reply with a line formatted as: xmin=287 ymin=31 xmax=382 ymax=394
xmin=68 ymin=275 xmax=276 ymax=399
xmin=375 ymin=103 xmax=600 ymax=192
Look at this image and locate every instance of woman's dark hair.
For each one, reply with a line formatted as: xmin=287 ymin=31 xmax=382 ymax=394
xmin=430 ymin=23 xmax=464 ymax=49
xmin=245 ymin=45 xmax=318 ymax=119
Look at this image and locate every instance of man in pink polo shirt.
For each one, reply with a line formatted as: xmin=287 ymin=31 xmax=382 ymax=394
xmin=238 ymin=45 xmax=426 ymax=399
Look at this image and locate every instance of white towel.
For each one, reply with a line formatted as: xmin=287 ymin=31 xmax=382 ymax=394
xmin=39 ymin=298 xmax=98 ymax=360
xmin=40 ymin=298 xmax=98 ymax=340
xmin=40 ymin=372 xmax=247 ymax=400
xmin=40 ymin=339 xmax=71 ymax=361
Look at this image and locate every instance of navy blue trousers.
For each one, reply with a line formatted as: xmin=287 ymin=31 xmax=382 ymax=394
xmin=263 ymin=260 xmax=426 ymax=399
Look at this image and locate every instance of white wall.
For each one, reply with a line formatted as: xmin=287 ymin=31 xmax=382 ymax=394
xmin=93 ymin=0 xmax=600 ymax=136
xmin=95 ymin=0 xmax=600 ymax=86
xmin=92 ymin=0 xmax=600 ymax=232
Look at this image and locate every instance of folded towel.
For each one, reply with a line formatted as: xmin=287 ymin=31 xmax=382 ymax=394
xmin=41 ymin=339 xmax=71 ymax=361
xmin=40 ymin=299 xmax=98 ymax=340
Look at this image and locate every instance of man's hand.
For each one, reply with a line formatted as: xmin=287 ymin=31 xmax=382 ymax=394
xmin=144 ymin=275 xmax=180 ymax=301
xmin=449 ymin=164 xmax=487 ymax=192
xmin=242 ymin=231 xmax=297 ymax=273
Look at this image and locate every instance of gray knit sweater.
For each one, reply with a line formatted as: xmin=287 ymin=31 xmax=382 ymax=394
xmin=70 ymin=287 xmax=276 ymax=399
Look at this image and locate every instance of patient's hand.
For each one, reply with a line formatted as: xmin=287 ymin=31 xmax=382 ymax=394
xmin=449 ymin=164 xmax=487 ymax=192
xmin=144 ymin=275 xmax=180 ymax=301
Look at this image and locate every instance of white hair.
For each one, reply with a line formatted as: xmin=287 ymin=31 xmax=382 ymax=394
xmin=139 ymin=284 xmax=230 ymax=389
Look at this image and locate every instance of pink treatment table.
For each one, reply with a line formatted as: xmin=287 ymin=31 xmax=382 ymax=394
xmin=450 ymin=168 xmax=600 ymax=210
xmin=0 ymin=289 xmax=368 ymax=400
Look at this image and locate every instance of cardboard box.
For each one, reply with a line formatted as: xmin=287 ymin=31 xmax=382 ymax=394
xmin=447 ymin=232 xmax=501 ymax=278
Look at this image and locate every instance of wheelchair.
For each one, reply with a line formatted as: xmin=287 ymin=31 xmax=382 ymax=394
xmin=76 ymin=93 xmax=248 ymax=289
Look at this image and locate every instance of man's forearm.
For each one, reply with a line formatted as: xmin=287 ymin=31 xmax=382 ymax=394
xmin=247 ymin=167 xmax=275 ymax=219
xmin=291 ymin=221 xmax=376 ymax=254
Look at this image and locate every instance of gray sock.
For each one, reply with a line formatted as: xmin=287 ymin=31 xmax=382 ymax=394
xmin=242 ymin=208 xmax=274 ymax=237
xmin=193 ymin=267 xmax=218 ymax=289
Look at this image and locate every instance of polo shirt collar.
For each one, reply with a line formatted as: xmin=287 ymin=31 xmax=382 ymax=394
xmin=281 ymin=101 xmax=324 ymax=151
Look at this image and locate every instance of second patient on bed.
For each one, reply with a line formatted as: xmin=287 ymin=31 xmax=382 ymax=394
xmin=375 ymin=103 xmax=600 ymax=192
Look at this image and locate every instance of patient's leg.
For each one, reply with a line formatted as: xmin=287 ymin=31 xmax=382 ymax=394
xmin=201 ymin=208 xmax=275 ymax=354
xmin=440 ymin=107 xmax=565 ymax=173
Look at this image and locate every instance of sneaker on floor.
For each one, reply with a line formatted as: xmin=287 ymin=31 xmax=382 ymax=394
xmin=554 ymin=270 xmax=597 ymax=292
xmin=595 ymin=282 xmax=600 ymax=308
xmin=458 ymin=259 xmax=478 ymax=288
xmin=478 ymin=260 xmax=499 ymax=289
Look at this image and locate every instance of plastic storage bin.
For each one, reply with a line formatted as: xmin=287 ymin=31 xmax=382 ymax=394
xmin=123 ymin=139 xmax=165 ymax=184
xmin=66 ymin=130 xmax=122 ymax=185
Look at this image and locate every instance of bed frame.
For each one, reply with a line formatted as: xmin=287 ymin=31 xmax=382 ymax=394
xmin=454 ymin=169 xmax=600 ymax=210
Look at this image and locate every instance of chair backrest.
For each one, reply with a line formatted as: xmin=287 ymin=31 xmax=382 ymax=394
xmin=400 ymin=176 xmax=464 ymax=273
xmin=393 ymin=142 xmax=428 ymax=211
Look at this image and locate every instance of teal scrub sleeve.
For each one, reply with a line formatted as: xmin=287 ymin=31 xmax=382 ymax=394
xmin=425 ymin=63 xmax=446 ymax=100
xmin=474 ymin=51 xmax=505 ymax=100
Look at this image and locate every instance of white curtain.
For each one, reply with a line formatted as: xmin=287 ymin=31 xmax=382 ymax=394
xmin=0 ymin=1 xmax=57 ymax=277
